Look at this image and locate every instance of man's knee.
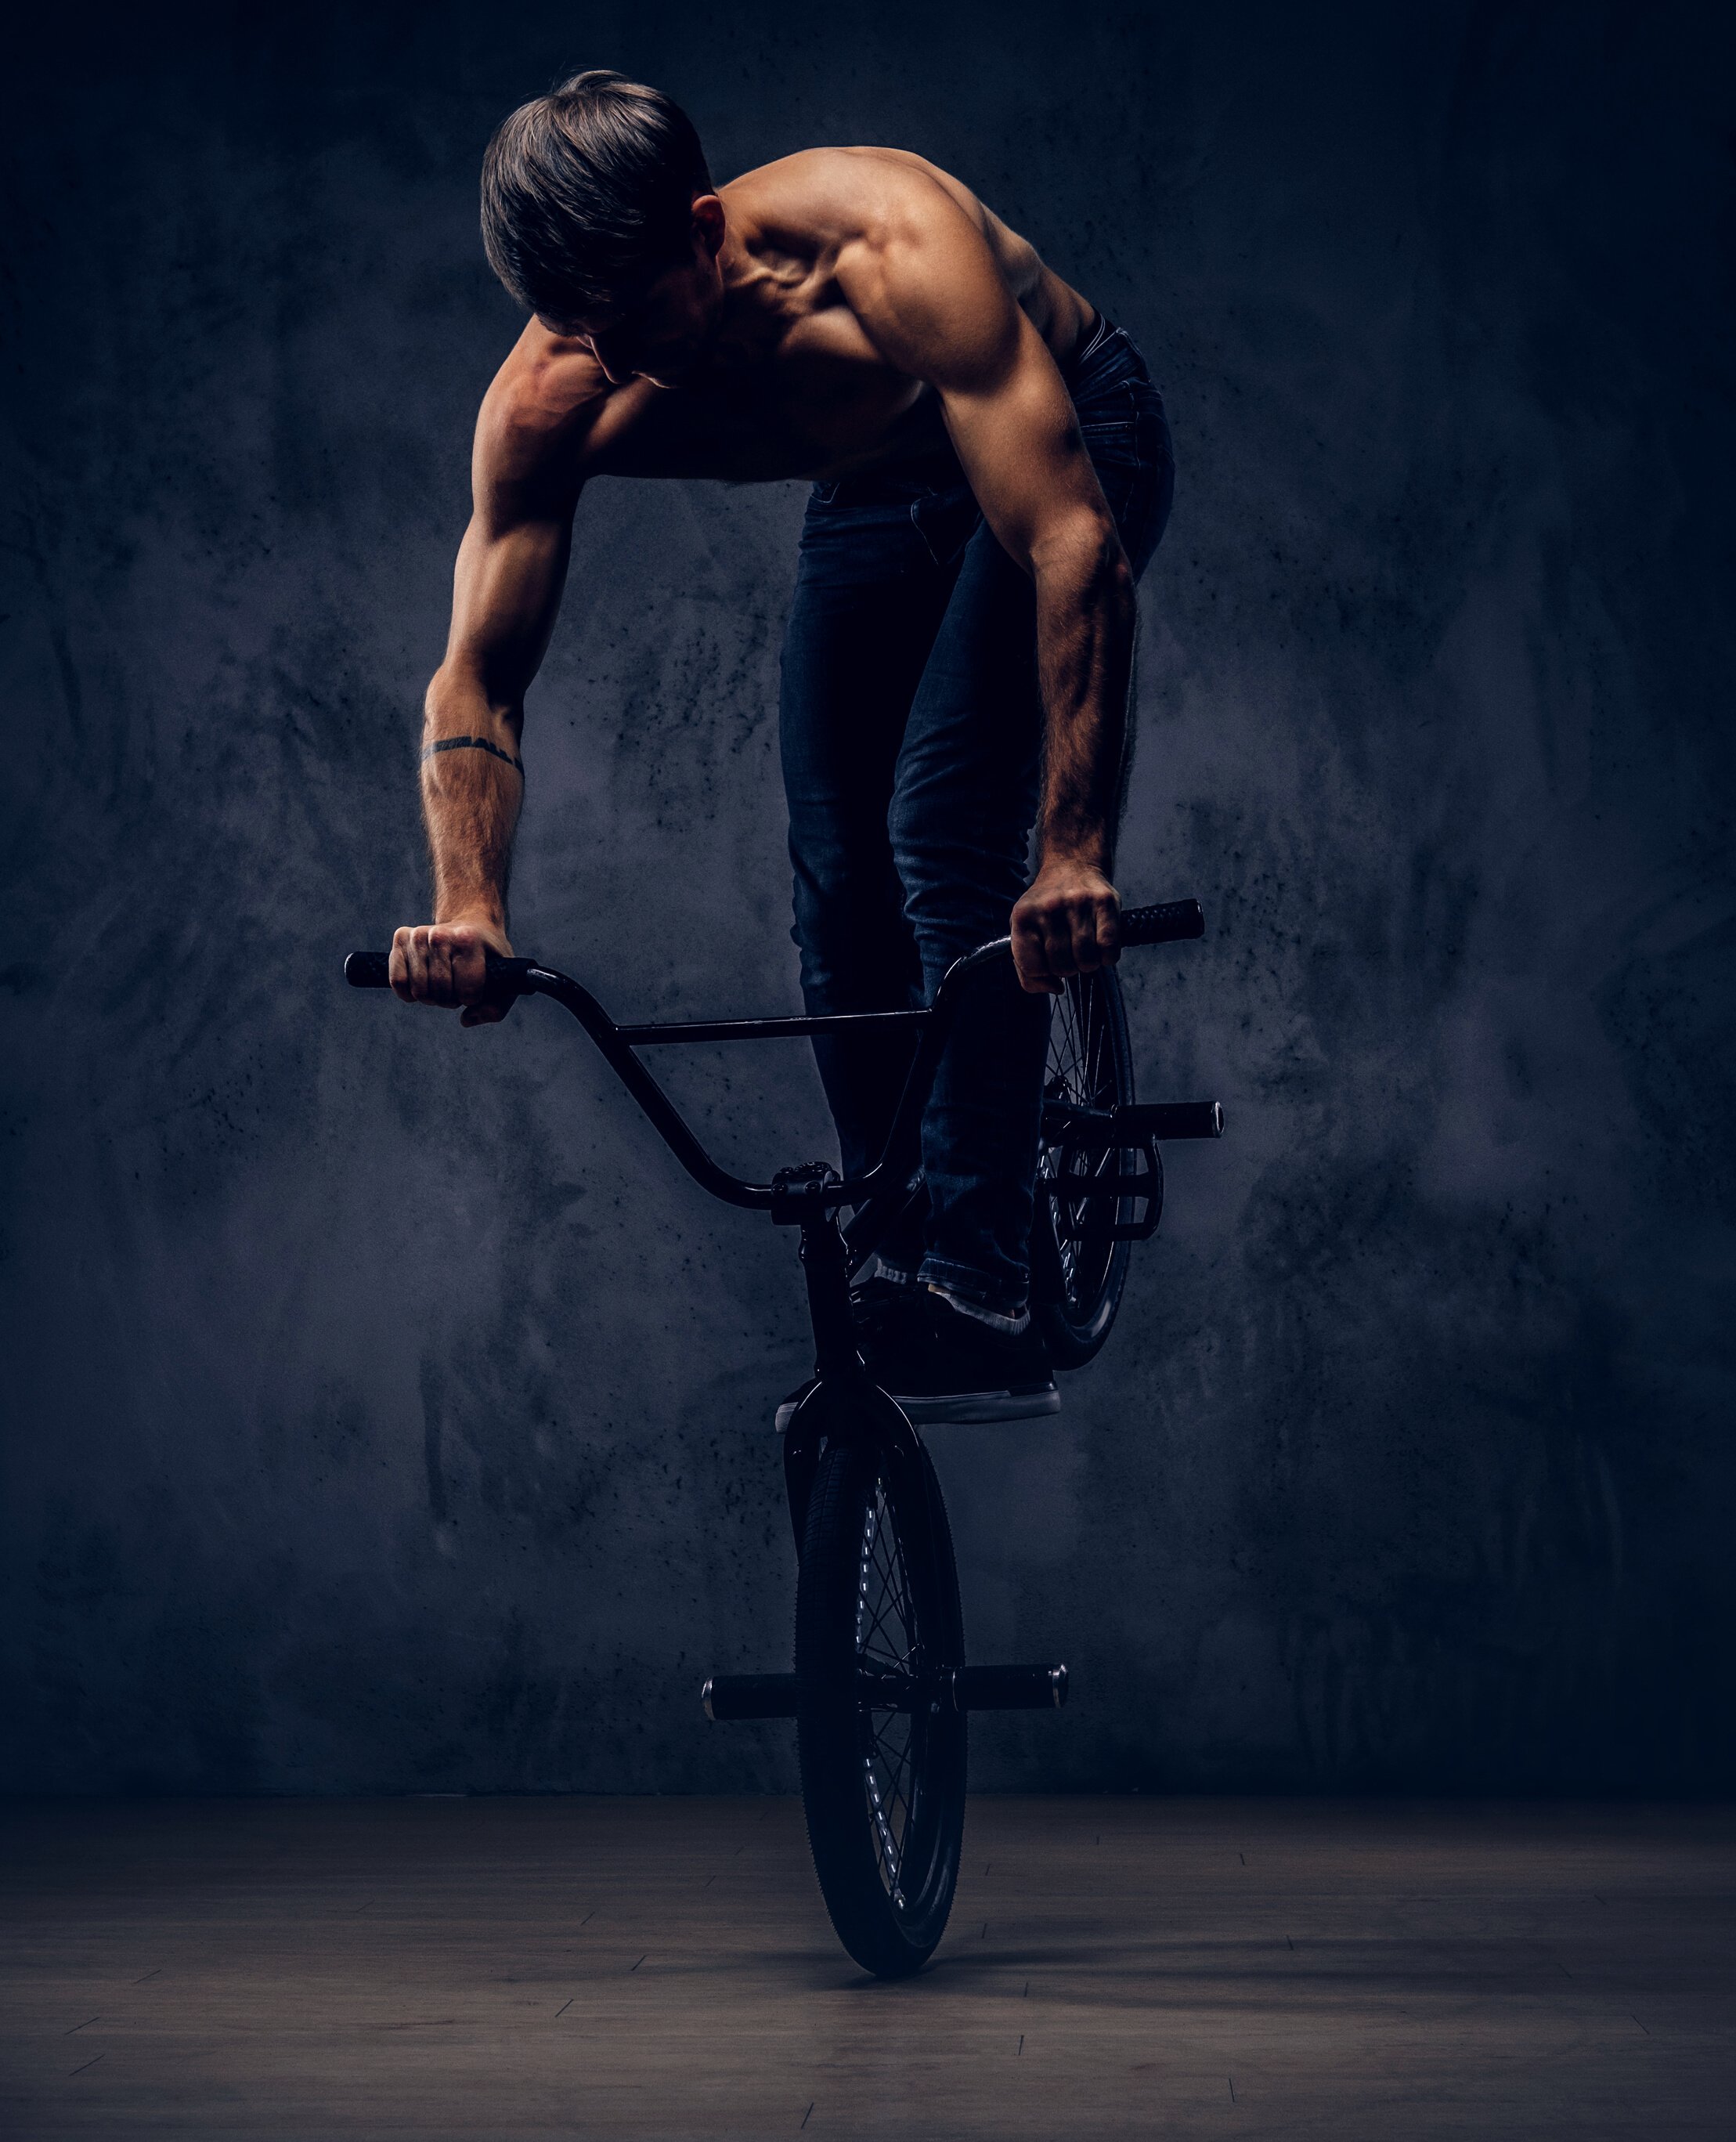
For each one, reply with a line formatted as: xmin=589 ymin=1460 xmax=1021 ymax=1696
xmin=790 ymin=857 xmax=917 ymax=1002
xmin=887 ymin=811 xmax=1029 ymax=956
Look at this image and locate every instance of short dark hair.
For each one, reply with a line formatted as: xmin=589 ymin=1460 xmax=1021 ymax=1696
xmin=481 ymin=70 xmax=714 ymax=323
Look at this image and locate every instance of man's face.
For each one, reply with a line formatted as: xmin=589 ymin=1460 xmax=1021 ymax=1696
xmin=548 ymin=216 xmax=724 ymax=388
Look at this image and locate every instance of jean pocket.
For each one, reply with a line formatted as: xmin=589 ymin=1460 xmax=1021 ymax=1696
xmin=1074 ymin=378 xmax=1141 ymax=435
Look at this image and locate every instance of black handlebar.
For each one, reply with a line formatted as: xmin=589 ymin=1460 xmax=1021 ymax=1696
xmin=1118 ymin=898 xmax=1204 ymax=947
xmin=342 ymin=899 xmax=1204 ymax=994
xmin=343 ymin=897 xmax=1209 ymax=1215
xmin=345 ymin=949 xmax=532 ymax=992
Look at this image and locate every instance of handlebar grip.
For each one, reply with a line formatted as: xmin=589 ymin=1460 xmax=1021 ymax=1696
xmin=1118 ymin=898 xmax=1205 ymax=947
xmin=342 ymin=951 xmax=536 ymax=992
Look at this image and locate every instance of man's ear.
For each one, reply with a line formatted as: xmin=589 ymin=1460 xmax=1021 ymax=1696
xmin=691 ymin=194 xmax=726 ymax=258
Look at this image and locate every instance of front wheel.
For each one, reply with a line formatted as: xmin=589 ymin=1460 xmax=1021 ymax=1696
xmin=795 ymin=1417 xmax=966 ymax=1978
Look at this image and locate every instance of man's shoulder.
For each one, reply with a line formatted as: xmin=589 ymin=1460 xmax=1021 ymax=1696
xmin=476 ymin=325 xmax=631 ymax=497
xmin=729 ymin=146 xmax=980 ymax=249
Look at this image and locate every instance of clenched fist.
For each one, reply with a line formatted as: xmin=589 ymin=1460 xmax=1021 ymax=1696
xmin=1009 ymin=859 xmax=1120 ymax=995
xmin=389 ymin=918 xmax=515 ymax=1027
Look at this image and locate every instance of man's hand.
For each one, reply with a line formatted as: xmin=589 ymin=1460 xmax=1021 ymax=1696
xmin=1010 ymin=859 xmax=1120 ymax=995
xmin=389 ymin=917 xmax=516 ymax=1026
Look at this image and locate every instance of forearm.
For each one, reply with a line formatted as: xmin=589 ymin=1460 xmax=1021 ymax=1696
xmin=420 ymin=665 xmax=525 ymax=930
xmin=1031 ymin=527 xmax=1137 ymax=870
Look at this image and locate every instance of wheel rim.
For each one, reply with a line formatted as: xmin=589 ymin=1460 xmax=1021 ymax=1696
xmin=1039 ymin=971 xmax=1126 ymax=1317
xmin=855 ymin=1477 xmax=929 ymax=1920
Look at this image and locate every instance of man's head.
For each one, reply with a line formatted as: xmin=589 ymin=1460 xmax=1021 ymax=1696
xmin=481 ymin=70 xmax=723 ymax=383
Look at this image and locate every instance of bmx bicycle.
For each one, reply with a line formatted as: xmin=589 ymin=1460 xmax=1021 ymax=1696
xmin=346 ymin=896 xmax=1222 ymax=1977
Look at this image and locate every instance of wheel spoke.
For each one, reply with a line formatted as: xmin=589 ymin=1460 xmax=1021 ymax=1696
xmin=858 ymin=1504 xmax=915 ymax=1671
xmin=1039 ymin=970 xmax=1131 ymax=1313
xmin=854 ymin=1476 xmax=929 ymax=1908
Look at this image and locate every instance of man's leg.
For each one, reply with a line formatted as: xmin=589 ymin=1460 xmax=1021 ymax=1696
xmin=778 ymin=485 xmax=963 ymax=1263
xmin=890 ymin=529 xmax=1053 ymax=1318
xmin=893 ymin=345 xmax=1175 ymax=1327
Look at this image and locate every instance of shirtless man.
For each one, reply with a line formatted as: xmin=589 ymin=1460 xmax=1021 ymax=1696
xmin=390 ymin=70 xmax=1175 ymax=1421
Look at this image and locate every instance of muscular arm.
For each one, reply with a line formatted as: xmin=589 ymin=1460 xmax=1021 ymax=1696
xmin=392 ymin=357 xmax=588 ymax=1021
xmin=836 ymin=182 xmax=1135 ymax=992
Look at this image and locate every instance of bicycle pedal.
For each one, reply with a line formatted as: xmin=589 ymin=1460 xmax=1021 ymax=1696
xmin=1045 ymin=1143 xmax=1164 ymax=1243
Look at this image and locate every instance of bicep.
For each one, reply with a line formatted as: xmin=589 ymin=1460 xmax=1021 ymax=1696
xmin=938 ymin=315 xmax=1112 ymax=576
xmin=445 ymin=503 xmax=576 ymax=712
xmin=442 ymin=368 xmax=590 ymax=713
xmin=840 ymin=199 xmax=1110 ymax=574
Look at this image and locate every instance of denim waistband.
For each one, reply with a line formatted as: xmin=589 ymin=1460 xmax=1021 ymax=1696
xmin=1063 ymin=306 xmax=1117 ymax=381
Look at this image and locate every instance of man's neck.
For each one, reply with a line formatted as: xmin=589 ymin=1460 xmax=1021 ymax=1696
xmin=706 ymin=205 xmax=814 ymax=370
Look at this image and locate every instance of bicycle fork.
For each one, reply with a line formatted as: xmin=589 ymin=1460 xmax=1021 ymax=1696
xmin=704 ymin=1168 xmax=1070 ymax=1727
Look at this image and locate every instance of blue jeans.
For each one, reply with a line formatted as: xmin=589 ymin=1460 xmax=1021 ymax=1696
xmin=778 ymin=317 xmax=1175 ymax=1313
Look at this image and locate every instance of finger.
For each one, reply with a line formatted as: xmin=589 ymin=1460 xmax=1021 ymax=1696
xmin=402 ymin=926 xmax=431 ymax=1002
xmin=1010 ymin=907 xmax=1046 ymax=994
xmin=389 ymin=926 xmax=414 ymax=1002
xmin=1039 ymin=908 xmax=1077 ymax=982
xmin=1012 ymin=944 xmax=1048 ymax=992
xmin=1012 ymin=914 xmax=1061 ymax=992
xmin=1069 ymin=901 xmax=1104 ymax=975
xmin=1096 ymin=895 xmax=1121 ymax=965
xmin=420 ymin=927 xmax=457 ymax=1008
xmin=460 ymin=994 xmax=511 ymax=1028
xmin=448 ymin=931 xmax=488 ymax=1006
xmin=439 ymin=929 xmax=473 ymax=1006
xmin=413 ymin=926 xmax=446 ymax=1006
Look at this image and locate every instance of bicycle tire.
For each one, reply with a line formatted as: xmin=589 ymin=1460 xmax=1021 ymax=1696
xmin=796 ymin=1415 xmax=966 ymax=1978
xmin=1033 ymin=964 xmax=1143 ymax=1368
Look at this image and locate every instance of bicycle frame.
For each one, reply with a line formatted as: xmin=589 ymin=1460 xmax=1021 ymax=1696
xmin=345 ymin=897 xmax=1214 ymax=1761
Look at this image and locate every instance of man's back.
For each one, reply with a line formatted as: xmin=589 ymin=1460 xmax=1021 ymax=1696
xmin=482 ymin=146 xmax=1099 ymax=490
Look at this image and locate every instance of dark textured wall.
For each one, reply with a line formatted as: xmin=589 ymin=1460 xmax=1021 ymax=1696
xmin=3 ymin=0 xmax=1732 ymax=1795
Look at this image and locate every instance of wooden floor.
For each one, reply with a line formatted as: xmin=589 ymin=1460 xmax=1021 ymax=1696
xmin=2 ymin=1796 xmax=1731 ymax=2139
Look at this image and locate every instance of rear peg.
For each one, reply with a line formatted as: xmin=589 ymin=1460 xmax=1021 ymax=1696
xmin=701 ymin=1663 xmax=1067 ymax=1720
xmin=954 ymin=1663 xmax=1068 ymax=1710
xmin=702 ymin=1674 xmax=798 ymax=1721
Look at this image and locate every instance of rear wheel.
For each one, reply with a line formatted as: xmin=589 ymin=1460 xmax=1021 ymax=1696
xmin=1032 ymin=964 xmax=1146 ymax=1368
xmin=796 ymin=1421 xmax=966 ymax=1978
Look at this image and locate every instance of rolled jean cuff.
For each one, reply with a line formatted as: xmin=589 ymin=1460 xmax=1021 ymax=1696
xmin=918 ymin=1255 xmax=1029 ymax=1327
xmin=873 ymin=1257 xmax=921 ymax=1288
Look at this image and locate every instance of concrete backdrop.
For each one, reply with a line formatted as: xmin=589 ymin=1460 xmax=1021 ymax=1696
xmin=3 ymin=0 xmax=1732 ymax=1795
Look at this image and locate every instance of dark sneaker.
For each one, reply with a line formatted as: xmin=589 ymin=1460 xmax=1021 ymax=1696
xmin=772 ymin=1277 xmax=925 ymax=1432
xmin=877 ymin=1292 xmax=1059 ymax=1425
xmin=850 ymin=1274 xmax=924 ymax=1361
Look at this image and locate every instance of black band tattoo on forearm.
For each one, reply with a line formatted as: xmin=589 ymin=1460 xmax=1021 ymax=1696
xmin=420 ymin=735 xmax=525 ymax=775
